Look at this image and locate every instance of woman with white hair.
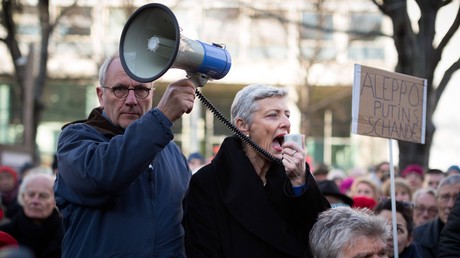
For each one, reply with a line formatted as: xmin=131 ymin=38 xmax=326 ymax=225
xmin=183 ymin=84 xmax=329 ymax=257
xmin=0 ymin=172 xmax=63 ymax=258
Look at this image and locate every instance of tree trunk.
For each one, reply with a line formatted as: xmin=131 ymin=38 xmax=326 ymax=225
xmin=374 ymin=0 xmax=454 ymax=170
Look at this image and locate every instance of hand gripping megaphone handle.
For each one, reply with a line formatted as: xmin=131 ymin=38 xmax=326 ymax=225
xmin=186 ymin=72 xmax=209 ymax=88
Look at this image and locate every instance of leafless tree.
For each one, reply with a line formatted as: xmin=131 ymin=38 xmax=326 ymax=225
xmin=0 ymin=0 xmax=136 ymax=163
xmin=372 ymin=0 xmax=460 ymax=170
xmin=0 ymin=0 xmax=79 ymax=162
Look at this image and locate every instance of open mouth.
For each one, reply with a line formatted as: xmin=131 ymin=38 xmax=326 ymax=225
xmin=272 ymin=135 xmax=285 ymax=152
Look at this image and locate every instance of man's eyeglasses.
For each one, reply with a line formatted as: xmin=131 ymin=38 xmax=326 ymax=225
xmin=102 ymin=86 xmax=152 ymax=99
xmin=413 ymin=205 xmax=438 ymax=216
xmin=438 ymin=193 xmax=459 ymax=203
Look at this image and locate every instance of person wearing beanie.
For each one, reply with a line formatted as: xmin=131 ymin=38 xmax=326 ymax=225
xmin=446 ymin=165 xmax=460 ymax=176
xmin=0 ymin=166 xmax=21 ymax=220
xmin=401 ymin=164 xmax=424 ymax=192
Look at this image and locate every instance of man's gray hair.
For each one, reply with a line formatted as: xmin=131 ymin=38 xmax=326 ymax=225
xmin=309 ymin=207 xmax=390 ymax=258
xmin=230 ymin=84 xmax=288 ymax=126
xmin=438 ymin=174 xmax=460 ymax=190
xmin=98 ymin=55 xmax=119 ymax=87
xmin=413 ymin=187 xmax=437 ymax=201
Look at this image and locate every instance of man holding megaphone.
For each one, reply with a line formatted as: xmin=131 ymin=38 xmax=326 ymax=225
xmin=53 ymin=54 xmax=195 ymax=257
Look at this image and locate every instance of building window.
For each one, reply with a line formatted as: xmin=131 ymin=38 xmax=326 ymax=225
xmin=301 ymin=44 xmax=337 ymax=61
xmin=348 ymin=45 xmax=385 ymax=60
xmin=108 ymin=8 xmax=128 ymax=39
xmin=248 ymin=10 xmax=288 ymax=60
xmin=202 ymin=7 xmax=240 ymax=57
xmin=15 ymin=4 xmax=40 ymax=46
xmin=300 ymin=12 xmax=333 ymax=41
xmin=58 ymin=6 xmax=92 ymax=37
xmin=349 ymin=13 xmax=382 ymax=40
xmin=42 ymin=83 xmax=91 ymax=122
xmin=347 ymin=13 xmax=384 ymax=60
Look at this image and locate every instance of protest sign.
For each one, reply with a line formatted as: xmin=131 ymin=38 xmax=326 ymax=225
xmin=352 ymin=64 xmax=427 ymax=144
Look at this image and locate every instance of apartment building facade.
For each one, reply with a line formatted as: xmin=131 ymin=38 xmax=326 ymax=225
xmin=0 ymin=0 xmax=398 ymax=171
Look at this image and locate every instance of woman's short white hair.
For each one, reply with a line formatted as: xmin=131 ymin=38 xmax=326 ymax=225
xmin=230 ymin=84 xmax=288 ymax=126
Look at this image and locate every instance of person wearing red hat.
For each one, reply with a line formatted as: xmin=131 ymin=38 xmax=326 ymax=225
xmin=401 ymin=164 xmax=425 ymax=193
xmin=0 ymin=166 xmax=21 ymax=220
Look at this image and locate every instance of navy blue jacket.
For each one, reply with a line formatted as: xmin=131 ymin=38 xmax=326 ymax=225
xmin=54 ymin=107 xmax=191 ymax=258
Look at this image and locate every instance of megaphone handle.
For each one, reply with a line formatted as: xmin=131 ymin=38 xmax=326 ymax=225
xmin=195 ymin=89 xmax=283 ymax=166
xmin=187 ymin=72 xmax=209 ymax=87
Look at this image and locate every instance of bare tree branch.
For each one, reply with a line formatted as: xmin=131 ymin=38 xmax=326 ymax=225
xmin=2 ymin=0 xmax=23 ymax=65
xmin=372 ymin=0 xmax=387 ymax=15
xmin=50 ymin=0 xmax=78 ymax=33
xmin=434 ymin=57 xmax=460 ymax=110
xmin=241 ymin=1 xmax=391 ymax=38
xmin=431 ymin=3 xmax=460 ymax=72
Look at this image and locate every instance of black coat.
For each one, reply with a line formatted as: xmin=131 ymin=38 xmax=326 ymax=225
xmin=438 ymin=194 xmax=460 ymax=257
xmin=183 ymin=136 xmax=330 ymax=258
xmin=412 ymin=217 xmax=443 ymax=258
xmin=0 ymin=208 xmax=63 ymax=258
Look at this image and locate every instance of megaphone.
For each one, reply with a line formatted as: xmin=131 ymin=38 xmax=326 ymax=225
xmin=119 ymin=3 xmax=232 ymax=87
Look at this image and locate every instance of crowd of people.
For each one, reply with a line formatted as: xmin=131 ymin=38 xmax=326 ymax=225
xmin=312 ymin=162 xmax=460 ymax=258
xmin=0 ymin=53 xmax=459 ymax=258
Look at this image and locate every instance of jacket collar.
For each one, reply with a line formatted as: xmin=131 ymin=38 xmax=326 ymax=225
xmin=62 ymin=107 xmax=124 ymax=138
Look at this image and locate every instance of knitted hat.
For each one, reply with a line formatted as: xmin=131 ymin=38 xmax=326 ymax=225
xmin=0 ymin=166 xmax=18 ymax=182
xmin=401 ymin=164 xmax=424 ymax=178
xmin=447 ymin=165 xmax=460 ymax=174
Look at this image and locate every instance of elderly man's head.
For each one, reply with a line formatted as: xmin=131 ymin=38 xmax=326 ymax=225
xmin=18 ymin=172 xmax=56 ymax=222
xmin=436 ymin=174 xmax=460 ymax=224
xmin=97 ymin=56 xmax=154 ymax=129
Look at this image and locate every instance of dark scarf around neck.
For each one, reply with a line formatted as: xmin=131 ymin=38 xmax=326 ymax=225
xmin=62 ymin=107 xmax=125 ymax=138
